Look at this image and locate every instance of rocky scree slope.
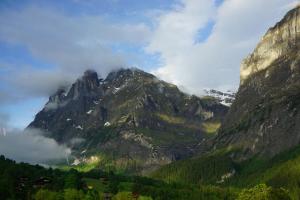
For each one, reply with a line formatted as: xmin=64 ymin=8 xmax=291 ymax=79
xmin=29 ymin=68 xmax=228 ymax=173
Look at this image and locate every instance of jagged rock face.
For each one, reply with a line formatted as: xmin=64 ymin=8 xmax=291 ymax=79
xmin=29 ymin=68 xmax=228 ymax=173
xmin=214 ymin=6 xmax=300 ymax=160
xmin=68 ymin=70 xmax=102 ymax=98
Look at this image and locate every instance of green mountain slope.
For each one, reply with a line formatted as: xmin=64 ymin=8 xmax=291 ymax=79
xmin=151 ymin=144 xmax=300 ymax=199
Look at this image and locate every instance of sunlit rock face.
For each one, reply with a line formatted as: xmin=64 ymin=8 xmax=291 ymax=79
xmin=240 ymin=5 xmax=300 ymax=84
xmin=213 ymin=6 xmax=300 ymax=161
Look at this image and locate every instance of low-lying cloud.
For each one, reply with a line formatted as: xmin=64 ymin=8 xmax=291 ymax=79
xmin=0 ymin=128 xmax=71 ymax=164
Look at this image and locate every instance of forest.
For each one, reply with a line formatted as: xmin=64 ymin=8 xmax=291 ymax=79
xmin=0 ymin=154 xmax=294 ymax=200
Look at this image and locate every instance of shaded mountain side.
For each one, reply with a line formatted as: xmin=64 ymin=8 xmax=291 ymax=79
xmin=213 ymin=5 xmax=300 ymax=160
xmin=28 ymin=68 xmax=228 ymax=173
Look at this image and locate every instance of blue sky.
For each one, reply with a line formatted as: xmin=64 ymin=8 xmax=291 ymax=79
xmin=0 ymin=0 xmax=297 ymax=129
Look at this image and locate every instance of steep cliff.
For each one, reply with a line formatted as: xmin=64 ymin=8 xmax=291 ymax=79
xmin=240 ymin=5 xmax=300 ymax=84
xmin=214 ymin=5 xmax=300 ymax=160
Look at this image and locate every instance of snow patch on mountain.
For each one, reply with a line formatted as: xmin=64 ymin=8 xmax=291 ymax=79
xmin=203 ymin=89 xmax=236 ymax=107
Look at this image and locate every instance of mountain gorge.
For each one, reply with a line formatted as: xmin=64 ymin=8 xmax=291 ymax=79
xmin=29 ymin=68 xmax=228 ymax=173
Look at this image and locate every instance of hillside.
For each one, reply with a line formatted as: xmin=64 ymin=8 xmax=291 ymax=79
xmin=151 ymin=144 xmax=300 ymax=199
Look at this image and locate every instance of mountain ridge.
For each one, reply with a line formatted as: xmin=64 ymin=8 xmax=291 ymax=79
xmin=29 ymin=67 xmax=228 ymax=173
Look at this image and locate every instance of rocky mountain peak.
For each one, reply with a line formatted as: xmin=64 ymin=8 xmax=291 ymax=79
xmin=83 ymin=69 xmax=100 ymax=85
xmin=105 ymin=68 xmax=154 ymax=83
xmin=29 ymin=67 xmax=229 ymax=173
xmin=43 ymin=70 xmax=103 ymax=111
xmin=66 ymin=70 xmax=102 ymax=100
xmin=79 ymin=69 xmax=100 ymax=90
xmin=240 ymin=5 xmax=300 ymax=84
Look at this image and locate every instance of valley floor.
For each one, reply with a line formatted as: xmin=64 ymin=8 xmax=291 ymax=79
xmin=2 ymin=145 xmax=300 ymax=200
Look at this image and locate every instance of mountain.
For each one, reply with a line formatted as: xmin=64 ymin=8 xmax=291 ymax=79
xmin=213 ymin=5 xmax=300 ymax=160
xmin=151 ymin=6 xmax=300 ymax=194
xmin=203 ymin=89 xmax=236 ymax=107
xmin=28 ymin=68 xmax=228 ymax=173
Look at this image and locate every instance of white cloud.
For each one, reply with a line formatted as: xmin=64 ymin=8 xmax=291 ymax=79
xmin=0 ymin=128 xmax=71 ymax=164
xmin=147 ymin=0 xmax=215 ymax=62
xmin=0 ymin=0 xmax=299 ymax=129
xmin=148 ymin=0 xmax=299 ymax=94
xmin=283 ymin=1 xmax=300 ymax=10
xmin=0 ymin=5 xmax=151 ymax=100
xmin=2 ymin=0 xmax=297 ymax=99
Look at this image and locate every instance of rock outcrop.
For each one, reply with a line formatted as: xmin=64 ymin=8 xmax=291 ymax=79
xmin=240 ymin=5 xmax=300 ymax=84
